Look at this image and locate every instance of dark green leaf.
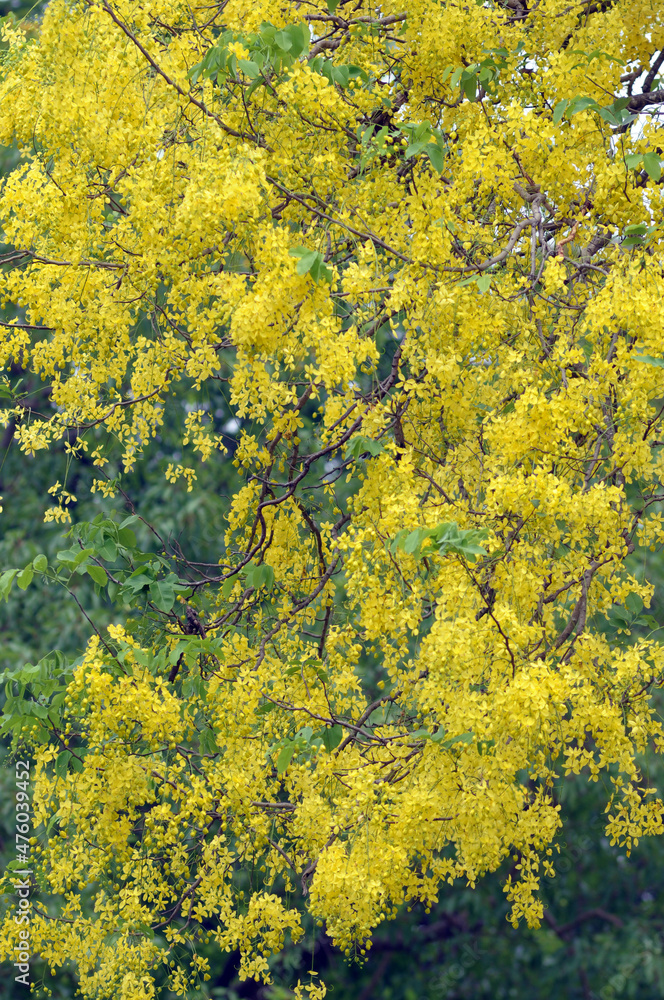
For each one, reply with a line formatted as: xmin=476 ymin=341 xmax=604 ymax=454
xmin=322 ymin=725 xmax=343 ymax=751
xmin=55 ymin=750 xmax=72 ymax=778
xmin=636 ymin=354 xmax=664 ymax=367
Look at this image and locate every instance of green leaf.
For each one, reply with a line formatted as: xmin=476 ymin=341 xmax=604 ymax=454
xmin=326 ymin=0 xmax=340 ymax=10
xmin=45 ymin=814 xmax=61 ymax=836
xmin=274 ymin=28 xmax=292 ymax=52
xmin=643 ymin=151 xmax=662 ymax=181
xmin=625 ymin=593 xmax=643 ymax=614
xmin=309 ymin=255 xmax=334 ymax=284
xmin=552 ymin=99 xmax=569 ymax=124
xmin=476 ymin=273 xmax=491 ymax=294
xmin=0 ymin=568 xmax=18 ymax=601
xmin=245 ymin=562 xmax=275 ymax=591
xmin=33 ymin=554 xmax=48 ymax=573
xmin=125 ymin=568 xmax=153 ymax=594
xmin=345 ymin=435 xmax=385 ymax=461
xmin=87 ymin=564 xmax=108 ymax=587
xmin=117 ymin=518 xmax=139 ymax=548
xmin=237 ymin=59 xmax=260 ymax=79
xmin=403 ymin=528 xmax=429 ymax=556
xmin=393 ymin=522 xmax=488 ymax=561
xmin=597 ymin=107 xmax=621 ymax=127
xmin=199 ymin=728 xmax=218 ymax=754
xmin=405 ymin=139 xmax=428 ymax=159
xmin=332 ymin=65 xmax=350 ymax=88
xmin=441 ymin=732 xmax=474 ymax=750
xmin=462 ymin=73 xmax=477 ymax=102
xmin=246 ymin=77 xmax=265 ymax=99
xmin=98 ymin=537 xmax=118 ymax=562
xmin=322 ymin=725 xmax=343 ymax=751
xmin=289 ymin=246 xmax=332 ymax=283
xmin=287 ymin=23 xmax=310 ymax=57
xmin=410 ymin=728 xmax=432 ymax=740
xmin=149 ymin=579 xmax=177 ymax=611
xmin=276 ymin=744 xmax=296 ymax=774
xmin=27 ymin=702 xmax=49 ymax=719
xmin=567 ymin=95 xmax=599 ymax=116
xmin=59 ymin=547 xmax=94 ymax=570
xmin=16 ymin=566 xmax=34 ymax=591
xmin=424 ymin=143 xmax=445 ymax=175
xmin=450 ymin=66 xmax=463 ymax=90
xmin=55 ymin=750 xmax=72 ymax=779
xmin=636 ymin=354 xmax=664 ymax=367
xmin=624 ymin=152 xmax=643 ymax=169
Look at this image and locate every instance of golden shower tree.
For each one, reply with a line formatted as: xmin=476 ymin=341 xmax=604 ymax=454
xmin=2 ymin=0 xmax=664 ymax=995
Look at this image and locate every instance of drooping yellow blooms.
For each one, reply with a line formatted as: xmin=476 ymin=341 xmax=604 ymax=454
xmin=2 ymin=0 xmax=664 ymax=995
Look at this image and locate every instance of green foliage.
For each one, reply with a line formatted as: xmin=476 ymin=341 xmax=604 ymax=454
xmin=553 ymin=94 xmax=635 ymax=128
xmin=189 ymin=21 xmax=311 ymax=86
xmin=288 ymin=246 xmax=333 ymax=284
xmin=391 ymin=521 xmax=489 ymax=561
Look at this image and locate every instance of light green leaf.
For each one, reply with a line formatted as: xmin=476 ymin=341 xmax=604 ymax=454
xmin=567 ymin=95 xmax=599 ymax=116
xmin=450 ymin=66 xmax=463 ymax=90
xmin=643 ymin=151 xmax=662 ymax=181
xmin=425 ymin=143 xmax=445 ymax=175
xmin=238 ymin=59 xmax=260 ymax=79
xmin=0 ymin=568 xmax=18 ymax=600
xmin=552 ymin=100 xmax=569 ymax=124
xmin=276 ymin=744 xmax=296 ymax=773
xmin=16 ymin=566 xmax=34 ymax=591
xmin=87 ymin=564 xmax=108 ymax=587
